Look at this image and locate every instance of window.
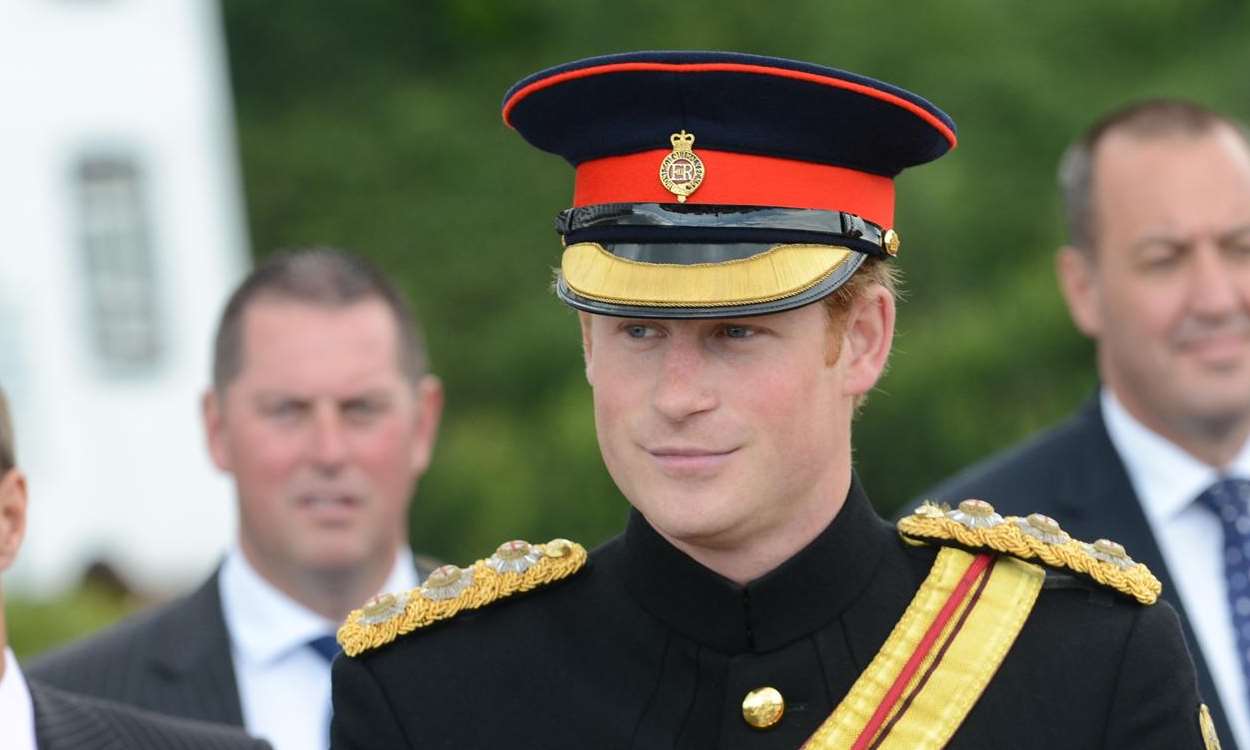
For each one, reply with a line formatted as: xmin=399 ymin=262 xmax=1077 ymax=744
xmin=76 ymin=156 xmax=163 ymax=371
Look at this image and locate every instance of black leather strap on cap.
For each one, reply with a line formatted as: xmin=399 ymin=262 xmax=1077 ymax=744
xmin=555 ymin=203 xmax=894 ymax=259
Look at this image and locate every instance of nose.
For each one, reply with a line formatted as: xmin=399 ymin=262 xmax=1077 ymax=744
xmin=651 ymin=335 xmax=718 ymax=422
xmin=309 ymin=404 xmax=348 ymax=472
xmin=1189 ymin=242 xmax=1243 ymax=318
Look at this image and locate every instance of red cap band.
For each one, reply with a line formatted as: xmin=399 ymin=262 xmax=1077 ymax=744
xmin=573 ymin=149 xmax=896 ymax=226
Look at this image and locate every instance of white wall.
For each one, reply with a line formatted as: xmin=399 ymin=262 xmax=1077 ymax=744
xmin=0 ymin=0 xmax=250 ymax=596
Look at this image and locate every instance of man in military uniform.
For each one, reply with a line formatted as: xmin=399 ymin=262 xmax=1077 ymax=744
xmin=330 ymin=52 xmax=1217 ymax=749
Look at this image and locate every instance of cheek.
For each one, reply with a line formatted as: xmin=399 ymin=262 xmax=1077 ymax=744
xmin=589 ymin=375 xmax=642 ymax=459
xmin=230 ymin=425 xmax=306 ymax=487
xmin=591 ymin=384 xmax=629 ymax=443
xmin=755 ymin=362 xmax=840 ymax=448
xmin=349 ymin=422 xmax=421 ymax=483
xmin=1101 ymin=277 xmax=1185 ymax=342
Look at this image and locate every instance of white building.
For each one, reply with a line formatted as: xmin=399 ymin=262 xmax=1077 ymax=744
xmin=0 ymin=0 xmax=249 ymax=596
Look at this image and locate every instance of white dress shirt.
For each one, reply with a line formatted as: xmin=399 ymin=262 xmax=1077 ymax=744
xmin=1 ymin=647 xmax=39 ymax=750
xmin=219 ymin=547 xmax=418 ymax=750
xmin=1103 ymin=388 xmax=1250 ymax=748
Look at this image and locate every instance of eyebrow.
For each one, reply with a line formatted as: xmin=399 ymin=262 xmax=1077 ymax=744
xmin=1218 ymin=224 xmax=1250 ymax=243
xmin=1129 ymin=223 xmax=1250 ymax=253
xmin=252 ymin=389 xmax=394 ymax=405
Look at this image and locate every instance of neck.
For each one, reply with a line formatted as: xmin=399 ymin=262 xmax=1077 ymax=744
xmin=1110 ymin=386 xmax=1250 ymax=468
xmin=237 ymin=541 xmax=398 ymax=623
xmin=655 ymin=472 xmax=851 ymax=586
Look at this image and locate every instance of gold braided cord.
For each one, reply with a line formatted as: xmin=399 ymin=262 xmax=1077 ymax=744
xmin=337 ymin=539 xmax=588 ymax=657
xmin=897 ymin=514 xmax=1161 ymax=605
xmin=561 ymin=242 xmax=853 ymax=307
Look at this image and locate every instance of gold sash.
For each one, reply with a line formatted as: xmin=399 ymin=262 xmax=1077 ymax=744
xmin=803 ymin=547 xmax=1044 ymax=750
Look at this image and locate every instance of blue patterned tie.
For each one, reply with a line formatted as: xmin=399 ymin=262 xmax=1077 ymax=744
xmin=308 ymin=634 xmax=341 ymax=663
xmin=1197 ymin=477 xmax=1250 ymax=704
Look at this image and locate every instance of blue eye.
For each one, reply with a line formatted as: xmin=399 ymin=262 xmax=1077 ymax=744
xmin=624 ymin=324 xmax=653 ymax=338
xmin=723 ymin=325 xmax=754 ymax=339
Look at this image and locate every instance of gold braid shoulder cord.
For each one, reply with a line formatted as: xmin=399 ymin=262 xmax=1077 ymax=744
xmin=337 ymin=538 xmax=587 ymax=657
xmin=804 ymin=499 xmax=1164 ymax=749
xmin=898 ymin=500 xmax=1161 ymax=605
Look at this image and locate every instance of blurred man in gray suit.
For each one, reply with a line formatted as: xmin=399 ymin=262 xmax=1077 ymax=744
xmin=918 ymin=100 xmax=1250 ymax=748
xmin=30 ymin=249 xmax=444 ymax=750
xmin=1 ymin=388 xmax=271 ymax=750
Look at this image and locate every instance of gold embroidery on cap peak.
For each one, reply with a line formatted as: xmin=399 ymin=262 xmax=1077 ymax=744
xmin=659 ymin=130 xmax=705 ymax=202
xmin=337 ymin=538 xmax=588 ymax=657
xmin=898 ymin=502 xmax=1162 ymax=605
xmin=561 ymin=242 xmax=854 ymax=308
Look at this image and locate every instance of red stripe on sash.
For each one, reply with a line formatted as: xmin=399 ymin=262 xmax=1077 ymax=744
xmin=851 ymin=553 xmax=994 ymax=750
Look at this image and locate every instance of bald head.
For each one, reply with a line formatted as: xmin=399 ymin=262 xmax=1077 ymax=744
xmin=1058 ymin=99 xmax=1250 ymax=255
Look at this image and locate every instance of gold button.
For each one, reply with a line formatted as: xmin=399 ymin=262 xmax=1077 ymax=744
xmin=362 ymin=592 xmax=397 ymax=619
xmin=882 ymin=228 xmax=901 ymax=256
xmin=1026 ymin=513 xmax=1062 ymax=536
xmin=742 ymin=686 xmax=784 ymax=729
xmin=425 ymin=564 xmax=463 ymax=589
xmin=1017 ymin=513 xmax=1070 ymax=545
xmin=1093 ymin=538 xmax=1126 ymax=559
xmin=494 ymin=540 xmax=532 ymax=561
xmin=544 ymin=538 xmax=574 ymax=558
xmin=958 ymin=499 xmax=996 ymax=517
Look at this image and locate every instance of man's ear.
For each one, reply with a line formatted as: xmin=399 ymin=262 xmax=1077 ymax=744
xmin=1056 ymin=246 xmax=1103 ymax=338
xmin=840 ymin=285 xmax=896 ymax=399
xmin=202 ymin=389 xmax=232 ymax=472
xmin=578 ymin=312 xmax=595 ymax=385
xmin=409 ymin=375 xmax=445 ymax=475
xmin=0 ymin=468 xmax=29 ymax=574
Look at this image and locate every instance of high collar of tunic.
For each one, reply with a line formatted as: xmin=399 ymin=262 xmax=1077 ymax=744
xmin=623 ymin=479 xmax=888 ymax=654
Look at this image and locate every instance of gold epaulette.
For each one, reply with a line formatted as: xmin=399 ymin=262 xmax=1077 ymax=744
xmin=898 ymin=500 xmax=1162 ymax=605
xmin=337 ymin=538 xmax=587 ymax=657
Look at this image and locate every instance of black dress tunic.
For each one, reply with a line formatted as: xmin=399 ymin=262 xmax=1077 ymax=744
xmin=332 ymin=481 xmax=1208 ymax=749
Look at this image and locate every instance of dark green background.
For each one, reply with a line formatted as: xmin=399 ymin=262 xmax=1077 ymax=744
xmin=12 ymin=0 xmax=1250 ymax=655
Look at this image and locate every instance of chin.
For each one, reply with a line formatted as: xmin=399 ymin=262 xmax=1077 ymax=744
xmin=1188 ymin=395 xmax=1250 ymax=426
xmin=297 ymin=541 xmax=375 ymax=572
xmin=637 ymin=493 xmax=749 ymax=546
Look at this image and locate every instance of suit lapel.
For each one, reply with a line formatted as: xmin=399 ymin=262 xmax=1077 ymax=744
xmin=30 ymin=681 xmax=127 ymax=750
xmin=1060 ymin=397 xmax=1237 ymax=748
xmin=145 ymin=569 xmax=245 ymax=725
xmin=1056 ymin=399 xmax=1178 ymax=592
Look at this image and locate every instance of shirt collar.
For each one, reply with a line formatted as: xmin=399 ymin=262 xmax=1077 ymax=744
xmin=623 ymin=477 xmax=889 ymax=654
xmin=1 ymin=648 xmax=37 ymax=750
xmin=1102 ymin=388 xmax=1250 ymax=522
xmin=219 ymin=546 xmax=418 ymax=665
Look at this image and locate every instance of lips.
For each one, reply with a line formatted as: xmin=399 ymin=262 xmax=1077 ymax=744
xmin=296 ymin=493 xmax=362 ymax=523
xmin=646 ymin=446 xmax=739 ymax=476
xmin=1177 ymin=332 xmax=1250 ymax=367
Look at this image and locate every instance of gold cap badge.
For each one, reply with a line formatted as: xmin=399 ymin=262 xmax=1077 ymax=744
xmin=659 ymin=130 xmax=705 ymax=203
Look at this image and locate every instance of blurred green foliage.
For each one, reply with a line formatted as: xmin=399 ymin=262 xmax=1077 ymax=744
xmin=8 ymin=585 xmax=141 ymax=659
xmin=218 ymin=0 xmax=1250 ymax=562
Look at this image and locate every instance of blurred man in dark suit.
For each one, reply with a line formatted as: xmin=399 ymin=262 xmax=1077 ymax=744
xmin=918 ymin=100 xmax=1250 ymax=748
xmin=1 ymin=387 xmax=271 ymax=750
xmin=30 ymin=249 xmax=444 ymax=750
